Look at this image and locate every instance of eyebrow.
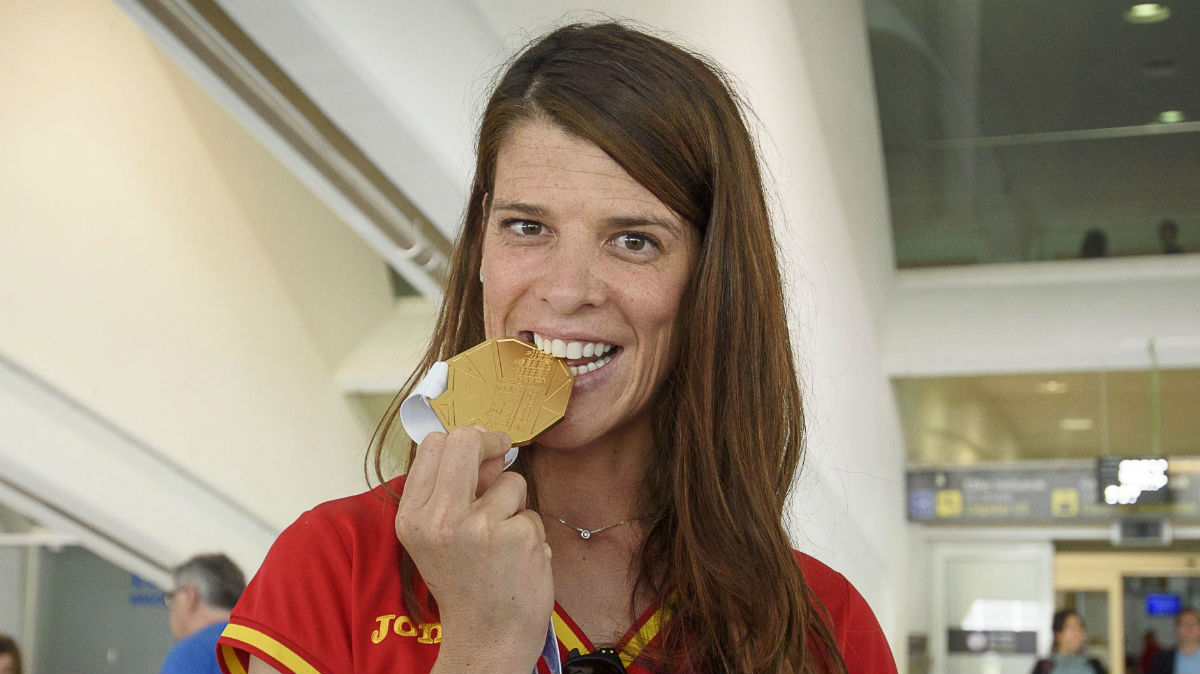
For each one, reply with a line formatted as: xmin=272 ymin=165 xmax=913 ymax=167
xmin=490 ymin=199 xmax=687 ymax=238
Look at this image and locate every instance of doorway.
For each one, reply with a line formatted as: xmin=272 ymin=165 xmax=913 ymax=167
xmin=1055 ymin=549 xmax=1200 ymax=674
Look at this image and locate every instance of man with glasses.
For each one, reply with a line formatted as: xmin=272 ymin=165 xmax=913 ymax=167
xmin=160 ymin=553 xmax=245 ymax=674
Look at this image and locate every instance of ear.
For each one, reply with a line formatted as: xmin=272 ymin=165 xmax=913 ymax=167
xmin=181 ymin=585 xmax=201 ymax=609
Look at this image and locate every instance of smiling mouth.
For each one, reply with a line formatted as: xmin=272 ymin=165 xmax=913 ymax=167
xmin=521 ymin=331 xmax=620 ymax=377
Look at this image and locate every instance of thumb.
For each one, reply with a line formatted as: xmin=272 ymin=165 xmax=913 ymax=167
xmin=474 ymin=428 xmax=512 ymax=497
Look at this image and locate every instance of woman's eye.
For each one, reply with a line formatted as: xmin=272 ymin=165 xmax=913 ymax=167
xmin=504 ymin=219 xmax=544 ymax=236
xmin=615 ymin=232 xmax=658 ymax=252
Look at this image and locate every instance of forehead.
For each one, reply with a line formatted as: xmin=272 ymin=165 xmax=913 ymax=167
xmin=492 ymin=120 xmax=682 ymax=224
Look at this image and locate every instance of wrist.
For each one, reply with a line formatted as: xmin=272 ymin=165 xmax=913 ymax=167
xmin=434 ymin=618 xmax=542 ymax=666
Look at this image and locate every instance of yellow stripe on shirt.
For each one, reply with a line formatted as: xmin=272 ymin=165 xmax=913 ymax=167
xmin=620 ymin=605 xmax=672 ymax=668
xmin=220 ymin=644 xmax=247 ymax=674
xmin=220 ymin=623 xmax=320 ymax=674
xmin=552 ymin=609 xmax=588 ymax=656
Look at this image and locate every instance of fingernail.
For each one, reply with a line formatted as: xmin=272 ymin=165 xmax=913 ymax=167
xmin=471 ymin=424 xmax=487 ymax=432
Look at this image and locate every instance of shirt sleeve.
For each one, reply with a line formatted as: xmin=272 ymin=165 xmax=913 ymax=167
xmin=217 ymin=509 xmax=353 ymax=674
xmin=797 ymin=552 xmax=897 ymax=674
xmin=831 ymin=577 xmax=897 ymax=674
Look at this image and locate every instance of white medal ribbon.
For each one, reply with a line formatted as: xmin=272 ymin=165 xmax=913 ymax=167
xmin=399 ymin=364 xmax=559 ymax=674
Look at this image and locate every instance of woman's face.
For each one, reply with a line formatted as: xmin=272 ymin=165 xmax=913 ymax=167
xmin=480 ymin=119 xmax=698 ymax=450
xmin=1058 ymin=614 xmax=1086 ymax=654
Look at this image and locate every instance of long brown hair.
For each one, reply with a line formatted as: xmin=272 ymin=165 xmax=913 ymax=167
xmin=370 ymin=22 xmax=846 ymax=673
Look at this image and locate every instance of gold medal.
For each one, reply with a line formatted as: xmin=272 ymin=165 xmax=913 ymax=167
xmin=430 ymin=338 xmax=573 ymax=446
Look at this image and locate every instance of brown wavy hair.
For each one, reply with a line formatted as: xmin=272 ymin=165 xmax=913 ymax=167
xmin=370 ymin=22 xmax=846 ymax=673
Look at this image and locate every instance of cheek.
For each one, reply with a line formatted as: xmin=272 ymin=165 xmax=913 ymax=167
xmin=481 ymin=249 xmax=534 ymax=331
xmin=623 ymin=272 xmax=690 ymax=349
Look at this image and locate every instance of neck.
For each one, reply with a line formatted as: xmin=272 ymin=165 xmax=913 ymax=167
xmin=1181 ymin=642 xmax=1200 ymax=656
xmin=528 ymin=418 xmax=652 ymax=529
xmin=184 ymin=607 xmax=230 ymax=637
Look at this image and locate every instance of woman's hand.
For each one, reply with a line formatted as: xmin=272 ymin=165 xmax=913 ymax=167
xmin=395 ymin=426 xmax=554 ymax=673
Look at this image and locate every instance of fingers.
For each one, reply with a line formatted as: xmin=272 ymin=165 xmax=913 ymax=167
xmin=510 ymin=509 xmax=551 ymax=564
xmin=432 ymin=426 xmax=511 ymax=507
xmin=512 ymin=508 xmax=546 ymax=543
xmin=475 ymin=452 xmax=507 ymax=498
xmin=401 ymin=432 xmax=446 ymax=506
xmin=474 ymin=471 xmax=529 ymax=520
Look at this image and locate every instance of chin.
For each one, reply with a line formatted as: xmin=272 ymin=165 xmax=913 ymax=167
xmin=530 ymin=416 xmax=604 ymax=451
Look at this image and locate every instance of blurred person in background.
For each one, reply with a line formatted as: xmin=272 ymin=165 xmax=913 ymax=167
xmin=1148 ymin=607 xmax=1200 ymax=674
xmin=1081 ymin=229 xmax=1108 ymax=258
xmin=1141 ymin=630 xmax=1164 ymax=674
xmin=1032 ymin=609 xmax=1107 ymax=674
xmin=0 ymin=634 xmax=21 ymax=674
xmin=1158 ymin=219 xmax=1184 ymax=254
xmin=161 ymin=553 xmax=245 ymax=674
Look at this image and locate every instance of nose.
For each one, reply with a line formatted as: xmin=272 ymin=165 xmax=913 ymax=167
xmin=537 ymin=240 xmax=606 ymax=314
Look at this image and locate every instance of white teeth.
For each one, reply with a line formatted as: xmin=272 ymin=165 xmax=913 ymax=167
xmin=532 ymin=333 xmax=617 ymax=363
xmin=566 ymin=351 xmax=615 ymax=377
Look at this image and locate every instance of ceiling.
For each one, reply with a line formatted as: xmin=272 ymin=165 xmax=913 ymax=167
xmin=866 ymin=0 xmax=1200 ymax=265
xmin=895 ymin=368 xmax=1200 ymax=465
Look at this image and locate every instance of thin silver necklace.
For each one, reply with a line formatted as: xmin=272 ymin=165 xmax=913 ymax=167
xmin=541 ymin=513 xmax=642 ymax=540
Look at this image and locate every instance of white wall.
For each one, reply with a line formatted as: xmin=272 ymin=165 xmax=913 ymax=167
xmin=886 ymin=259 xmax=1200 ymax=377
xmin=0 ymin=0 xmax=394 ymax=575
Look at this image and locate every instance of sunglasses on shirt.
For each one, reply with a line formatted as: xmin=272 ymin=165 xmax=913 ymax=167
xmin=563 ymin=647 xmax=626 ymax=674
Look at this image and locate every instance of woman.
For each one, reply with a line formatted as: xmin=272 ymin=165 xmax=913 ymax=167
xmin=0 ymin=634 xmax=22 ymax=674
xmin=218 ymin=22 xmax=894 ymax=674
xmin=1032 ymin=609 xmax=1107 ymax=674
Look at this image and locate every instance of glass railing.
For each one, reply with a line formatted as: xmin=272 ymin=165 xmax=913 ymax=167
xmin=866 ymin=0 xmax=1199 ymax=268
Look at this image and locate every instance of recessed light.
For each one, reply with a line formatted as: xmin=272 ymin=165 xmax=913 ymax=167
xmin=1036 ymin=380 xmax=1069 ymax=394
xmin=1125 ymin=3 xmax=1171 ymax=24
xmin=1060 ymin=418 xmax=1095 ymax=432
xmin=1156 ymin=110 xmax=1186 ymax=124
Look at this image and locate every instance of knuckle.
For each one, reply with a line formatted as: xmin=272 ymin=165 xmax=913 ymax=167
xmin=497 ymin=471 xmax=527 ymax=492
xmin=446 ymin=425 xmax=481 ymax=442
xmin=419 ymin=431 xmax=447 ymax=450
xmin=513 ymin=511 xmax=540 ymax=539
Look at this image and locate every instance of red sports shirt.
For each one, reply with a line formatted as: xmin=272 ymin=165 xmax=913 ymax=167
xmin=217 ymin=478 xmax=896 ymax=674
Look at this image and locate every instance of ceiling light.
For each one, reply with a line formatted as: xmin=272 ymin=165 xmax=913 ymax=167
xmin=1156 ymin=110 xmax=1186 ymax=124
xmin=1036 ymin=380 xmax=1069 ymax=394
xmin=1125 ymin=3 xmax=1171 ymax=23
xmin=1060 ymin=418 xmax=1094 ymax=432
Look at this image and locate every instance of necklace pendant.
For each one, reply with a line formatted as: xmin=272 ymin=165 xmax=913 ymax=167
xmin=580 ymin=529 xmax=592 ymax=540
